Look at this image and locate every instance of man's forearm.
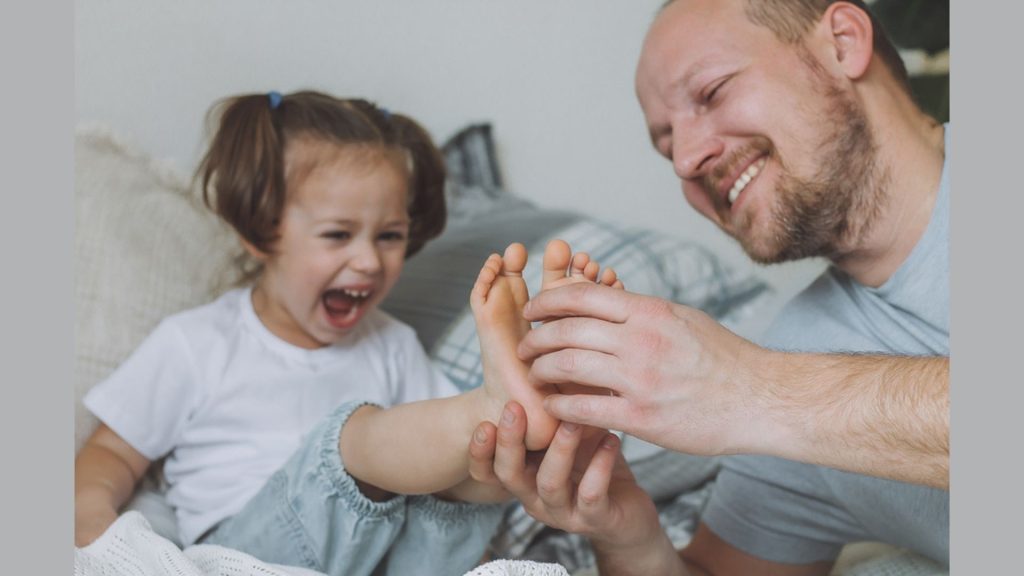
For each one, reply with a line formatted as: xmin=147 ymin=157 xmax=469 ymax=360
xmin=761 ymin=352 xmax=949 ymax=489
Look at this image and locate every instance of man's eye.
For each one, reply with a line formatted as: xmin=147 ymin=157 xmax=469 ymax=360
xmin=703 ymin=78 xmax=729 ymax=104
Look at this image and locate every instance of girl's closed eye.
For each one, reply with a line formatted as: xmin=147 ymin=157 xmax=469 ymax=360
xmin=321 ymin=230 xmax=352 ymax=241
xmin=378 ymin=230 xmax=407 ymax=243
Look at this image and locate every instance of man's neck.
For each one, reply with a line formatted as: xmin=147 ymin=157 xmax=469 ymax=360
xmin=832 ymin=92 xmax=946 ymax=288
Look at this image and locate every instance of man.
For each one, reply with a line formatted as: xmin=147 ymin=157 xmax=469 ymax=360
xmin=468 ymin=0 xmax=948 ymax=574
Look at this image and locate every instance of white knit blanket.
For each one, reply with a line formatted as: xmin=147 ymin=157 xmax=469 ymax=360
xmin=75 ymin=511 xmax=569 ymax=576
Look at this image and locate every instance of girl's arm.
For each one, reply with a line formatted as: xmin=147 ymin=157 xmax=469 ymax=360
xmin=339 ymin=387 xmax=509 ymax=502
xmin=75 ymin=424 xmax=152 ymax=546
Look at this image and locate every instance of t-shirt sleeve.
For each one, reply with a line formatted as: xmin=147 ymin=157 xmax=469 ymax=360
xmin=82 ymin=318 xmax=203 ymax=461
xmin=700 ymin=454 xmax=858 ymax=564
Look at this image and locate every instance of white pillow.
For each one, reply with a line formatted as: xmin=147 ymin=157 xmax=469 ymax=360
xmin=74 ymin=125 xmax=239 ymax=453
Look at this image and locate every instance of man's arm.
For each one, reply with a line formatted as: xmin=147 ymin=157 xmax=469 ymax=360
xmin=761 ymin=352 xmax=948 ymax=488
xmin=518 ymin=282 xmax=949 ymax=489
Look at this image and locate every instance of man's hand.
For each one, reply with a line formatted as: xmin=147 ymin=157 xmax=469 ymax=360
xmin=518 ymin=282 xmax=774 ymax=457
xmin=517 ymin=282 xmax=949 ymax=488
xmin=469 ymin=401 xmax=687 ymax=575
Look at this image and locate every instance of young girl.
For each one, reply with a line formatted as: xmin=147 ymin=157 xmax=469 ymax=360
xmin=75 ymin=90 xmax=619 ymax=575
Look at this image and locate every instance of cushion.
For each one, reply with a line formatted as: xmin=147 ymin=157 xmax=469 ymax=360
xmin=74 ymin=125 xmax=239 ymax=453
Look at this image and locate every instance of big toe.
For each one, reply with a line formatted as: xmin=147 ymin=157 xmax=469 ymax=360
xmin=542 ymin=239 xmax=572 ymax=290
xmin=502 ymin=243 xmax=528 ymax=276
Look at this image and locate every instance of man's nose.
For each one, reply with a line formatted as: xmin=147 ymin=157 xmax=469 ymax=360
xmin=672 ymin=119 xmax=723 ymax=181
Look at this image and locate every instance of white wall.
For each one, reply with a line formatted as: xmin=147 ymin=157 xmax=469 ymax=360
xmin=76 ymin=0 xmax=825 ymax=309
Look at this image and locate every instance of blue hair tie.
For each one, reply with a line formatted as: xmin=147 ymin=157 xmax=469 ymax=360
xmin=267 ymin=91 xmax=283 ymax=110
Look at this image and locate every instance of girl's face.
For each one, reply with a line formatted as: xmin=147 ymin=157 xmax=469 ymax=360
xmin=251 ymin=143 xmax=411 ymax=349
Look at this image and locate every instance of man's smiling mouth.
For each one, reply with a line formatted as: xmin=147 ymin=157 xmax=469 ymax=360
xmin=727 ymin=156 xmax=767 ymax=206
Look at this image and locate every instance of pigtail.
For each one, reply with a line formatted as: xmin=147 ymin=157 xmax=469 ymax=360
xmin=388 ymin=113 xmax=447 ymax=258
xmin=196 ymin=94 xmax=286 ymax=254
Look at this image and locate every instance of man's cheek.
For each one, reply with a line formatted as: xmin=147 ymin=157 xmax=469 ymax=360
xmin=682 ymin=184 xmax=719 ymax=223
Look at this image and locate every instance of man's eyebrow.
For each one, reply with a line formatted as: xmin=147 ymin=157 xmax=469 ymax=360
xmin=677 ymin=55 xmax=722 ymax=92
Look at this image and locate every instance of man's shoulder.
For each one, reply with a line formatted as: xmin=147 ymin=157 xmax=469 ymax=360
xmin=759 ymin=269 xmax=868 ymax=351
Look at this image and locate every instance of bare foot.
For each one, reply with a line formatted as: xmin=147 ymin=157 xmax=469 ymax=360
xmin=471 ymin=243 xmax=557 ymax=450
xmin=471 ymin=240 xmax=622 ymax=451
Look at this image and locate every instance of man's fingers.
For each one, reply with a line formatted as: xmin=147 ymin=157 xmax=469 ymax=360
xmin=491 ymin=401 xmax=533 ymax=495
xmin=522 ymin=282 xmax=633 ymax=324
xmin=517 ymin=317 xmax=622 ymax=362
xmin=467 ymin=421 xmax=498 ymax=485
xmin=526 ymin=349 xmax=629 ymax=396
xmin=576 ymin=433 xmax=620 ymax=515
xmin=543 ymin=393 xmax=630 ymax=431
xmin=534 ymin=422 xmax=585 ymax=512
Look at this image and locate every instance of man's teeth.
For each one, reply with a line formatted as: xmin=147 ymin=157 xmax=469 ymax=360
xmin=342 ymin=289 xmax=370 ymax=299
xmin=727 ymin=157 xmax=767 ymax=205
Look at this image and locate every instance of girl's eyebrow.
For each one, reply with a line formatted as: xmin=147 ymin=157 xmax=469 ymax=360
xmin=316 ymin=217 xmax=411 ymax=226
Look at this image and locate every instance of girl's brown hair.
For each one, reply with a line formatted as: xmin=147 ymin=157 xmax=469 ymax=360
xmin=196 ymin=90 xmax=446 ymax=277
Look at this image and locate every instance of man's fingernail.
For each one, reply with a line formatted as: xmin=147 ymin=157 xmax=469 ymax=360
xmin=474 ymin=428 xmax=488 ymax=444
xmin=501 ymin=407 xmax=516 ymax=426
xmin=561 ymin=422 xmax=579 ymax=434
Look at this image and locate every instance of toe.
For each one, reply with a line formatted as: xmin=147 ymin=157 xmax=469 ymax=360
xmin=569 ymin=252 xmax=591 ymax=278
xmin=502 ymin=243 xmax=528 ymax=276
xmin=472 ymin=254 xmax=503 ymax=303
xmin=600 ymin=267 xmax=618 ymax=287
xmin=542 ymin=239 xmax=573 ymax=290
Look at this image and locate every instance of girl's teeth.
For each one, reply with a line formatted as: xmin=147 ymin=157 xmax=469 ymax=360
xmin=728 ymin=157 xmax=767 ymax=205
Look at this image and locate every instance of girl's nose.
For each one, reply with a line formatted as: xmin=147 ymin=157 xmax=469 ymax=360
xmin=349 ymin=241 xmax=382 ymax=274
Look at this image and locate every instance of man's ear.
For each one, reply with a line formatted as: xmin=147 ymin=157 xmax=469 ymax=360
xmin=823 ymin=1 xmax=874 ymax=80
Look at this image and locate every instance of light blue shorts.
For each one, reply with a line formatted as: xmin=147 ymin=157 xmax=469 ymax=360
xmin=203 ymin=400 xmax=504 ymax=576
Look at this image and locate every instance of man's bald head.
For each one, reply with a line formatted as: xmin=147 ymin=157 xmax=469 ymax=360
xmin=657 ymin=0 xmax=911 ymax=96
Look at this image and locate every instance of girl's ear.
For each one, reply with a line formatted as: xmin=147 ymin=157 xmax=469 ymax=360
xmin=241 ymin=238 xmax=269 ymax=262
xmin=823 ymin=1 xmax=874 ymax=81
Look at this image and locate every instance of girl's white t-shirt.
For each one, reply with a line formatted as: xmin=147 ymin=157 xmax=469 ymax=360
xmin=83 ymin=286 xmax=460 ymax=545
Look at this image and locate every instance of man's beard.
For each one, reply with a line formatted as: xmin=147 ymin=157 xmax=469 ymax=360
xmin=731 ymin=53 xmax=888 ymax=264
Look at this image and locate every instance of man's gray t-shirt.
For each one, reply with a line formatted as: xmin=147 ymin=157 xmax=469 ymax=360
xmin=701 ymin=125 xmax=949 ymax=565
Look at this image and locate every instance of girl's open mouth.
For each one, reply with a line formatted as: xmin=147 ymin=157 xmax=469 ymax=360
xmin=322 ymin=288 xmax=372 ymax=326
